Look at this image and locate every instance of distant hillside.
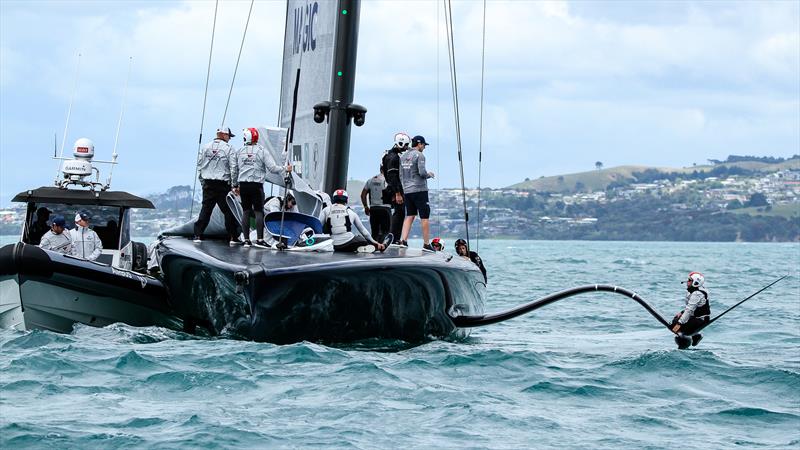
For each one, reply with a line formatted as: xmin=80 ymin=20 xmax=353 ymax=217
xmin=508 ymin=158 xmax=799 ymax=193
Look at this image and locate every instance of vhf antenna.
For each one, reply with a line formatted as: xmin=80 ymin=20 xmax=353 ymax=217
xmin=106 ymin=56 xmax=133 ymax=189
xmin=54 ymin=52 xmax=82 ymax=185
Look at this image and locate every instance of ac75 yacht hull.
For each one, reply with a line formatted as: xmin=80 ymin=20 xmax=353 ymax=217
xmin=155 ymin=237 xmax=485 ymax=344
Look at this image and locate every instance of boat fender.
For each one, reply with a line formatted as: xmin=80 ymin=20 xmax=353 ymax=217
xmin=0 ymin=243 xmax=54 ymax=278
xmin=131 ymin=241 xmax=148 ymax=274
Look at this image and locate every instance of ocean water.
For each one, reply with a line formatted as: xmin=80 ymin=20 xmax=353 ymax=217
xmin=1 ymin=239 xmax=798 ymax=449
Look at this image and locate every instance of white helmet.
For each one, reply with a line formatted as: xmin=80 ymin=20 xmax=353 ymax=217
xmin=686 ymin=271 xmax=705 ymax=288
xmin=72 ymin=137 xmax=95 ymax=159
xmin=393 ymin=132 xmax=410 ymax=149
xmin=243 ymin=128 xmax=259 ymax=145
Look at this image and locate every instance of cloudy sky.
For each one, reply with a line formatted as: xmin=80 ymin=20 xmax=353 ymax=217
xmin=1 ymin=0 xmax=798 ymax=206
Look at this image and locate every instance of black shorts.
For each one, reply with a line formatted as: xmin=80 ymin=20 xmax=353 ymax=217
xmin=239 ymin=182 xmax=265 ymax=213
xmin=404 ymin=191 xmax=430 ymax=219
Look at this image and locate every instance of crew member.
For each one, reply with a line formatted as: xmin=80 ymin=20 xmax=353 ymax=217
xmin=399 ymin=135 xmax=434 ymax=249
xmin=39 ymin=215 xmax=72 ymax=255
xmin=231 ymin=127 xmax=290 ymax=248
xmin=70 ymin=211 xmax=103 ymax=261
xmin=455 ymin=238 xmax=487 ymax=282
xmin=320 ymin=189 xmax=385 ymax=253
xmin=193 ymin=126 xmax=241 ymax=245
xmin=263 ymin=192 xmax=298 ymax=247
xmin=381 ymin=132 xmax=410 ymax=244
xmin=361 ymin=167 xmax=391 ymax=242
xmin=671 ymin=271 xmax=711 ymax=345
xmin=431 ymin=237 xmax=444 ymax=252
xmin=28 ymin=206 xmax=52 ymax=244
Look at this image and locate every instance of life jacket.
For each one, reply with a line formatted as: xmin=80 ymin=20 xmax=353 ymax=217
xmin=689 ymin=287 xmax=711 ymax=318
xmin=323 ymin=204 xmax=352 ymax=235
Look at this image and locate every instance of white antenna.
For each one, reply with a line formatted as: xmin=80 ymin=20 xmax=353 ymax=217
xmin=106 ymin=56 xmax=133 ymax=189
xmin=54 ymin=52 xmax=82 ymax=185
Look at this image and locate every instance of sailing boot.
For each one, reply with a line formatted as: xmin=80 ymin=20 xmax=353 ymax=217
xmin=691 ymin=334 xmax=703 ymax=346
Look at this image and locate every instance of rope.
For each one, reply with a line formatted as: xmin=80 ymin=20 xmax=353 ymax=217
xmin=189 ymin=0 xmax=219 ymax=218
xmin=476 ymin=0 xmax=486 ymax=251
xmin=444 ymin=0 xmax=470 ymax=248
xmin=435 ymin=0 xmax=440 ymax=237
xmin=221 ymin=0 xmax=255 ymax=127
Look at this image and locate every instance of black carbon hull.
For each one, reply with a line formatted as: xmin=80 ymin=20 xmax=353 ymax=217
xmin=155 ymin=237 xmax=486 ymax=344
xmin=0 ymin=243 xmax=181 ymax=333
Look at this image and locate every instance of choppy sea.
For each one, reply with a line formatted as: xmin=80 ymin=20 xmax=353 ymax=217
xmin=1 ymin=239 xmax=798 ymax=449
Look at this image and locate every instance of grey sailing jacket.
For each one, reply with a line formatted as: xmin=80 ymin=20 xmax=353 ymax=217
xmin=230 ymin=144 xmax=283 ymax=186
xmin=197 ymin=139 xmax=234 ymax=182
xmin=678 ymin=288 xmax=710 ymax=324
xmin=39 ymin=230 xmax=72 ymax=255
xmin=399 ymin=149 xmax=433 ymax=194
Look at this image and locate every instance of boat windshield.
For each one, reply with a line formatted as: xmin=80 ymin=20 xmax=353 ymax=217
xmin=23 ymin=203 xmax=125 ymax=250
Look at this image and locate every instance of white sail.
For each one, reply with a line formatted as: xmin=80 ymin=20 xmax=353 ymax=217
xmin=279 ymin=0 xmax=338 ymax=193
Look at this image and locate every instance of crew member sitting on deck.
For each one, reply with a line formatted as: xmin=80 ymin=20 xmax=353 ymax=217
xmin=431 ymin=237 xmax=444 ymax=252
xmin=455 ymin=238 xmax=487 ymax=282
xmin=671 ymin=271 xmax=711 ymax=346
xmin=320 ymin=189 xmax=386 ymax=253
xmin=70 ymin=211 xmax=103 ymax=261
xmin=39 ymin=215 xmax=72 ymax=255
xmin=265 ymin=192 xmax=299 ymax=214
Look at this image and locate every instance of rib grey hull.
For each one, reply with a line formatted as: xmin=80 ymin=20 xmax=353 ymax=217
xmin=156 ymin=237 xmax=486 ymax=344
xmin=0 ymin=243 xmax=181 ymax=334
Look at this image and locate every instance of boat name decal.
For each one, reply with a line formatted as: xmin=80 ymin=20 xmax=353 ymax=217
xmin=292 ymin=1 xmax=319 ymax=55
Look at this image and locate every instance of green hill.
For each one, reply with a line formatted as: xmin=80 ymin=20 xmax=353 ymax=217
xmin=508 ymin=158 xmax=799 ymax=193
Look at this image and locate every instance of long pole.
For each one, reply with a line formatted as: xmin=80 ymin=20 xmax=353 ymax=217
xmin=476 ymin=0 xmax=486 ymax=251
xmin=190 ymin=0 xmax=219 ymax=218
xmin=322 ymin=0 xmax=362 ymax=195
xmin=277 ymin=68 xmax=302 ymax=250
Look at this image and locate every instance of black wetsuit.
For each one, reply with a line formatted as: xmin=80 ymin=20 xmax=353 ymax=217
xmin=381 ymin=147 xmax=404 ymax=243
xmin=469 ymin=251 xmax=487 ymax=283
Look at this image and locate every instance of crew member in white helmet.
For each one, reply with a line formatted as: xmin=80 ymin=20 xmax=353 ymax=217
xmin=70 ymin=211 xmax=103 ymax=261
xmin=671 ymin=271 xmax=711 ymax=346
xmin=319 ymin=189 xmax=386 ymax=253
xmin=231 ymin=127 xmax=291 ymax=248
xmin=39 ymin=215 xmax=72 ymax=255
xmin=193 ymin=126 xmax=241 ymax=245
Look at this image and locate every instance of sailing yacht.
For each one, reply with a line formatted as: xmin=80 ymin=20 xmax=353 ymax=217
xmin=152 ymin=0 xmax=486 ymax=344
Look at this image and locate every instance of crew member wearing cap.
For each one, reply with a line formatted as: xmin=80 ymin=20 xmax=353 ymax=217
xmin=399 ymin=135 xmax=435 ymax=249
xmin=39 ymin=215 xmax=72 ymax=255
xmin=70 ymin=211 xmax=103 ymax=261
xmin=194 ymin=126 xmax=241 ymax=244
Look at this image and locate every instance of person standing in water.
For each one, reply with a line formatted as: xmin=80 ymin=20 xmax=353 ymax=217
xmin=671 ymin=271 xmax=711 ymax=346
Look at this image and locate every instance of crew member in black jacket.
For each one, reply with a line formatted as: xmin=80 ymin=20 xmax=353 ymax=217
xmin=381 ymin=132 xmax=410 ymax=244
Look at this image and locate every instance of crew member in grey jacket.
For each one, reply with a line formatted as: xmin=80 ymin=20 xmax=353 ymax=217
xmin=231 ymin=127 xmax=290 ymax=247
xmin=671 ymin=271 xmax=711 ymax=346
xmin=193 ymin=127 xmax=241 ymax=244
xmin=39 ymin=215 xmax=72 ymax=255
xmin=399 ymin=135 xmax=435 ymax=249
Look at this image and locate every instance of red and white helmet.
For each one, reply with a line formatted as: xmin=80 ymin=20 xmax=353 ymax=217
xmin=332 ymin=189 xmax=348 ymax=204
xmin=393 ymin=132 xmax=410 ymax=148
xmin=243 ymin=128 xmax=259 ymax=145
xmin=686 ymin=271 xmax=705 ymax=288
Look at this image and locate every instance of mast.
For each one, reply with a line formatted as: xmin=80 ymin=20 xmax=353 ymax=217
xmin=322 ymin=0 xmax=362 ymax=195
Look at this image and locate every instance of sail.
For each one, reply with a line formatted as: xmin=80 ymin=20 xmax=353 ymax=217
xmin=279 ymin=0 xmax=338 ymax=193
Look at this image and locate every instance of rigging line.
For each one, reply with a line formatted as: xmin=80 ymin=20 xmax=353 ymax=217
xmin=54 ymin=52 xmax=82 ymax=184
xmin=221 ymin=0 xmax=255 ymax=127
xmin=107 ymin=56 xmax=133 ymax=188
xmin=190 ymin=0 xmax=219 ymax=218
xmin=435 ymin=0 xmax=440 ymax=237
xmin=476 ymin=0 xmax=486 ymax=251
xmin=444 ymin=0 xmax=470 ymax=248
